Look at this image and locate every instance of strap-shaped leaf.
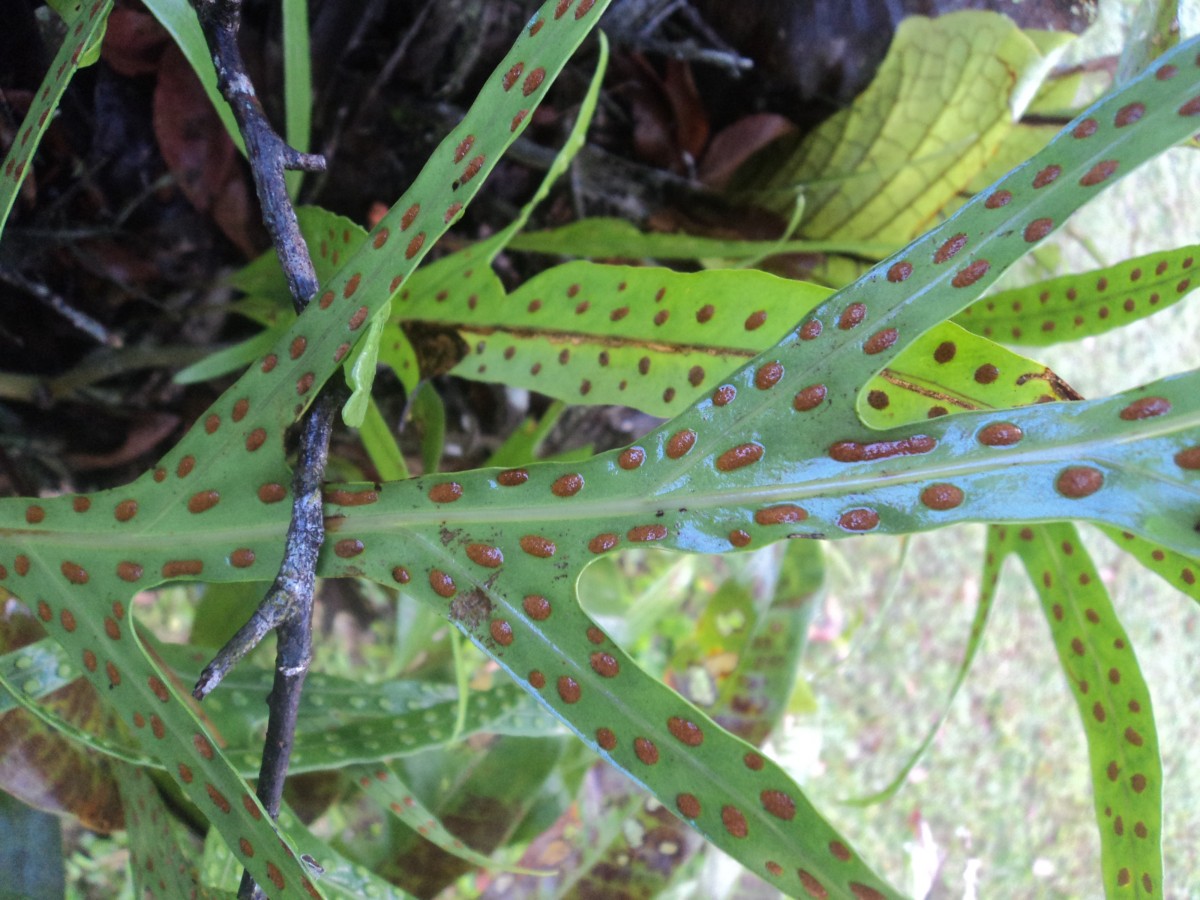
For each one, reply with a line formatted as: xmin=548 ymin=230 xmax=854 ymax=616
xmin=3 ymin=16 xmax=1199 ymax=900
xmin=0 ymin=0 xmax=113 ymax=240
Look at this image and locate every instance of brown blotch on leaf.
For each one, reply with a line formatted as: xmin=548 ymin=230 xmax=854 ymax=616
xmin=761 ymin=789 xmax=796 ymax=820
xmin=73 ymin=496 xmax=91 ymax=512
xmin=325 ymin=489 xmax=379 ymax=507
xmin=618 ymin=447 xmax=645 ymax=469
xmin=25 ymin=505 xmax=44 ymax=524
xmin=589 ymin=533 xmax=619 ymax=554
xmin=744 ymin=310 xmax=768 ymax=330
xmin=799 ymin=319 xmax=822 ymax=340
xmin=755 ymin=361 xmax=784 ymax=389
xmin=696 ymin=304 xmax=715 ymax=323
xmin=502 ymin=62 xmax=524 ymax=91
xmin=978 ymin=422 xmax=1023 ymax=446
xmin=391 ymin=566 xmax=410 ymax=584
xmin=829 ymin=435 xmax=936 ymax=463
xmin=839 ymin=508 xmax=880 ymax=531
xmin=1056 ymin=466 xmax=1104 ymax=498
xmin=721 ymin=805 xmax=748 ymax=838
xmin=551 ymin=473 xmax=584 ymax=497
xmin=1024 ymin=218 xmax=1054 ymax=242
xmin=1033 ymin=164 xmax=1062 ymax=188
xmin=668 ymin=716 xmax=703 ymax=746
xmin=952 ymin=259 xmax=991 ymax=288
xmin=627 ymin=524 xmax=667 ymax=542
xmin=429 ymin=482 xmax=463 ymax=503
xmin=230 ymin=549 xmax=256 ymax=568
xmin=934 ymin=232 xmax=967 ymax=263
xmin=1125 ymin=726 xmax=1144 ymax=747
xmin=188 ymin=490 xmax=220 ymax=514
xmin=1080 ymin=159 xmax=1119 ymax=186
xmin=666 ymin=429 xmax=696 ymax=458
xmin=61 ymin=561 xmax=89 ymax=585
xmin=1119 ymin=396 xmax=1171 ymax=420
xmin=519 ymin=534 xmax=557 ymax=557
xmin=867 ymin=390 xmax=889 ymax=409
xmin=557 ymin=676 xmax=582 ymax=703
xmin=591 ymin=652 xmax=620 ymax=677
xmin=716 ymin=443 xmax=764 ymax=471
xmin=887 ymin=260 xmax=912 ymax=282
xmin=1072 ymin=117 xmax=1098 ymax=138
xmin=258 ymin=483 xmax=287 ymax=503
xmin=712 ymin=384 xmax=736 ymax=406
xmin=61 ymin=609 xmax=78 ymax=632
xmin=634 ymin=736 xmax=659 ymax=764
xmin=985 ymin=189 xmax=1012 ymax=208
xmin=1179 ymin=95 xmax=1200 ymax=116
xmin=529 ymin=670 xmax=546 ymax=689
xmin=405 ymin=233 xmax=425 ymax=259
xmin=921 ymin=483 xmax=964 ymax=510
xmin=729 ymin=530 xmax=751 ymax=547
xmin=348 ymin=306 xmax=369 ymax=331
xmin=596 ymin=727 xmax=617 ymax=750
xmin=974 ymin=364 xmax=999 ymax=384
xmin=522 ymin=67 xmax=546 ymax=96
xmin=163 ymin=560 xmax=204 ymax=578
xmin=466 ymin=543 xmax=503 ymax=568
xmin=754 ymin=504 xmax=806 ymax=525
xmin=334 ymin=539 xmax=364 ymax=558
xmin=117 ymin=561 xmax=143 ymax=582
xmin=245 ymin=428 xmax=267 ymax=451
xmin=524 ymin=595 xmax=551 ymax=620
xmin=677 ymin=793 xmax=701 ymax=818
xmin=290 ymin=336 xmax=307 ymax=359
xmin=794 ymin=384 xmax=827 ymax=411
xmin=863 ymin=328 xmax=898 ymax=354
xmin=429 ymin=569 xmax=456 ymax=598
xmin=1115 ymin=101 xmax=1145 ymax=127
xmin=1175 ymin=446 xmax=1200 ymax=469
xmin=489 ymin=620 xmax=514 ymax=646
xmin=114 ymin=499 xmax=138 ymax=522
xmin=838 ymin=303 xmax=867 ymax=330
xmin=497 ymin=468 xmax=529 ymax=486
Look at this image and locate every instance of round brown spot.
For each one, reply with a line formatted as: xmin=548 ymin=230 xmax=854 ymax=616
xmin=1080 ymin=159 xmax=1119 ymax=186
xmin=839 ymin=508 xmax=880 ymax=531
xmin=716 ymin=443 xmax=764 ymax=471
xmin=231 ymin=398 xmax=249 ymax=422
xmin=523 ymin=595 xmax=551 ymax=620
xmin=985 ymin=189 xmax=1012 ymax=208
xmin=596 ymin=727 xmax=617 ymax=750
xmin=489 ymin=620 xmax=514 ymax=646
xmin=666 ymin=429 xmax=696 ymax=459
xmin=187 ymin=490 xmax=220 ymax=514
xmin=654 ymin=309 xmax=669 ymax=326
xmin=934 ymin=232 xmax=967 ymax=263
xmin=25 ymin=505 xmax=44 ymax=524
xmin=696 ymin=304 xmax=715 ymax=323
xmin=712 ymin=384 xmax=736 ymax=406
xmin=952 ymin=259 xmax=991 ymax=288
xmin=14 ymin=555 xmax=30 ymax=576
xmin=627 ymin=524 xmax=667 ymax=542
xmin=677 ymin=793 xmax=701 ymax=818
xmin=61 ymin=561 xmax=89 ymax=585
xmin=466 ymin=543 xmax=503 ymax=567
xmin=760 ymin=789 xmax=795 ymax=820
xmin=744 ymin=310 xmax=767 ymax=330
xmin=391 ymin=566 xmax=410 ymax=584
xmin=551 ymin=473 xmax=584 ymax=497
xmin=496 ymin=468 xmax=529 ymax=487
xmin=117 ymin=561 xmax=143 ymax=582
xmin=1024 ymin=218 xmax=1054 ymax=242
xmin=519 ymin=534 xmax=556 ymax=557
xmin=838 ymin=303 xmax=867 ymax=330
xmin=1119 ymin=396 xmax=1171 ymax=420
xmin=618 ymin=447 xmax=645 ymax=469
xmin=589 ymin=533 xmax=619 ymax=554
xmin=755 ymin=361 xmax=784 ymax=389
xmin=866 ymin=390 xmax=889 ymax=409
xmin=863 ymin=328 xmax=898 ymax=354
xmin=667 ymin=716 xmax=703 ymax=746
xmin=591 ymin=652 xmax=620 ymax=677
xmin=245 ymin=428 xmax=267 ymax=452
xmin=73 ymin=496 xmax=91 ymax=512
xmin=799 ymin=319 xmax=822 ymax=340
xmin=688 ymin=365 xmax=705 ymax=386
xmin=1115 ymin=101 xmax=1145 ymax=127
xmin=1125 ymin=726 xmax=1144 ymax=747
xmin=974 ymin=364 xmax=999 ymax=384
xmin=1131 ymin=773 xmax=1147 ymax=793
xmin=793 ymin=384 xmax=827 ymax=411
xmin=1072 ymin=117 xmax=1098 ymax=138
xmin=921 ymin=483 xmax=964 ymax=510
xmin=290 ymin=336 xmax=307 ymax=360
xmin=522 ymin=66 xmax=546 ymax=96
xmin=829 ymin=840 xmax=852 ymax=862
xmin=1033 ymin=164 xmax=1061 ymax=188
xmin=721 ymin=805 xmax=748 ymax=838
xmin=1056 ymin=466 xmax=1104 ymax=498
xmin=205 ymin=414 xmax=220 ymax=434
xmin=754 ymin=504 xmax=807 ymax=525
xmin=334 ymin=539 xmax=364 ymax=558
xmin=1175 ymin=447 xmax=1200 ymax=469
xmin=729 ymin=530 xmax=751 ymax=547
xmin=529 ymin=670 xmax=546 ymax=689
xmin=258 ymin=483 xmax=287 ymax=503
xmin=557 ymin=676 xmax=581 ymax=703
xmin=887 ymin=261 xmax=912 ymax=282
xmin=429 ymin=482 xmax=463 ymax=503
xmin=114 ymin=499 xmax=138 ymax=522
xmin=978 ymin=422 xmax=1023 ymax=446
xmin=429 ymin=569 xmax=456 ymax=597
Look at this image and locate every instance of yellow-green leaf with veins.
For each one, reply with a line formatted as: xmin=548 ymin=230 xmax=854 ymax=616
xmin=741 ymin=11 xmax=1067 ymax=242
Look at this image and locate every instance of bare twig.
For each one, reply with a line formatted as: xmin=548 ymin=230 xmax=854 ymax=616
xmin=187 ymin=2 xmax=333 ymax=897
